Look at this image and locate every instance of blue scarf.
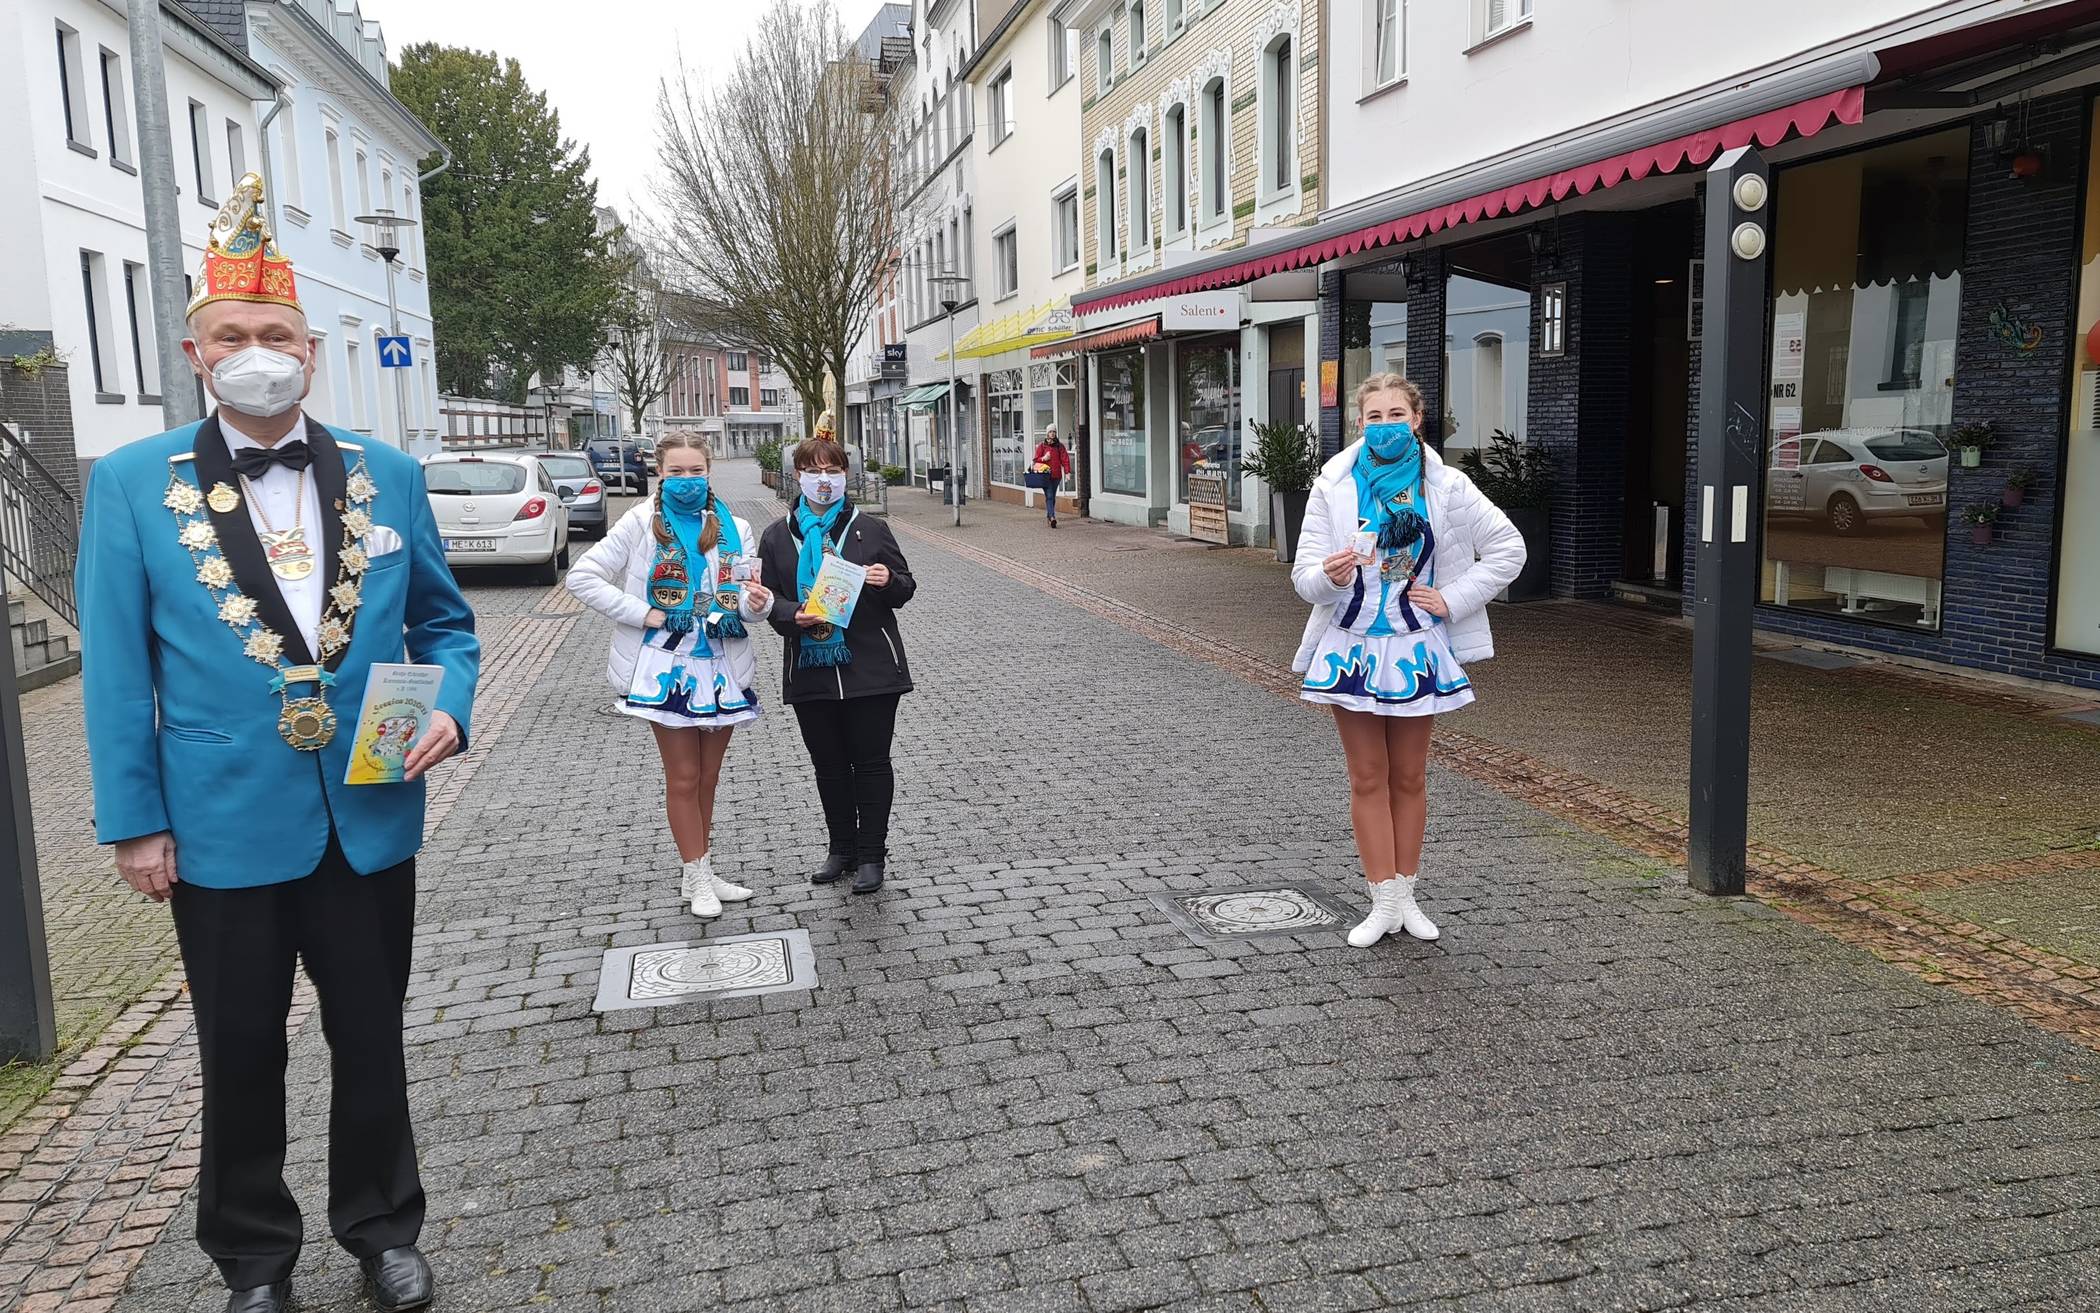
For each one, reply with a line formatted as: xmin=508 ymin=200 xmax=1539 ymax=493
xmin=702 ymin=499 xmax=747 ymax=641
xmin=792 ymin=495 xmax=851 ymax=668
xmin=1352 ymin=422 xmax=1428 ymax=638
xmin=650 ymin=504 xmax=713 ymax=657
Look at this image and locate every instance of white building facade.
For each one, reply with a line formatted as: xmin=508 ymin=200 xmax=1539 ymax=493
xmin=242 ymin=0 xmax=444 ymax=456
xmin=0 ymin=0 xmax=277 ymax=476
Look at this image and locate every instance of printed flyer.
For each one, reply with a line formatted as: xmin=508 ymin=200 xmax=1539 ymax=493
xmin=803 ymin=554 xmax=869 ymax=629
xmin=344 ymin=663 xmax=446 ymax=785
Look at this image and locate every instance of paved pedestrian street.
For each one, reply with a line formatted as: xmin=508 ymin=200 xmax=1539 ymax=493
xmin=9 ymin=460 xmax=2100 ymax=1312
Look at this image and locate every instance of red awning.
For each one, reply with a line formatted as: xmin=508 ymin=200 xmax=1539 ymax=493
xmin=1031 ymin=316 xmax=1162 ymax=358
xmin=1074 ymin=86 xmax=1865 ymax=316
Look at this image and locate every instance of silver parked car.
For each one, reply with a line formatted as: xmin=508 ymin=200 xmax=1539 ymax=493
xmin=529 ymin=451 xmax=608 ymax=537
xmin=1766 ymin=428 xmax=1949 ymax=535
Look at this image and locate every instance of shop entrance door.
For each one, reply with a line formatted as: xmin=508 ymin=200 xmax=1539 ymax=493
xmin=1269 ymin=368 xmax=1305 ymax=425
xmin=1622 ymin=201 xmax=1695 ymax=588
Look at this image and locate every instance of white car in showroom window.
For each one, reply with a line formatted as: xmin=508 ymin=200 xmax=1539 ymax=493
xmin=422 ymin=452 xmax=571 ymax=582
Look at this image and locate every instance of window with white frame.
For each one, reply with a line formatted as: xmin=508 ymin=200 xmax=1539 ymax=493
xmin=344 ymin=334 xmax=369 ymax=429
xmin=98 ymin=49 xmax=132 ymax=167
xmin=355 ymin=147 xmax=371 ymax=213
xmin=79 ymin=251 xmax=115 ymax=393
xmin=188 ymin=100 xmax=215 ymax=204
xmin=1098 ymin=28 xmax=1114 ymax=88
xmin=1163 ymin=103 xmax=1188 ymax=240
xmin=55 ymin=25 xmax=90 ymax=151
xmin=1129 ymin=127 xmax=1151 ymax=250
xmin=275 ymin=93 xmax=302 ymax=210
xmin=325 ymin=128 xmax=347 ymax=230
xmin=728 ymin=351 xmax=748 ymax=372
xmin=1262 ymin=38 xmax=1295 ymax=198
xmin=989 ymin=67 xmax=1014 ymax=145
xmin=1129 ymin=2 xmax=1146 ymax=61
xmin=1052 ymin=184 xmax=1080 ymax=273
xmin=1200 ymin=76 xmax=1228 ymax=227
xmin=123 ymin=261 xmax=156 ymax=395
xmin=1166 ymin=0 xmax=1184 ymax=32
xmin=1096 ymin=148 xmax=1119 ymax=262
xmin=993 ymin=224 xmax=1019 ymax=300
xmin=1051 ymin=19 xmax=1078 ymax=89
xmin=1371 ymin=0 xmax=1406 ymax=90
xmin=225 ymin=120 xmax=246 ymax=190
xmin=403 ymin=185 xmax=419 ymax=266
xmin=1474 ymin=0 xmax=1534 ymax=45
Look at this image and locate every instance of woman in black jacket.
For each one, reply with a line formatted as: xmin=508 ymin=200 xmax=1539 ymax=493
xmin=757 ymin=436 xmax=917 ymax=893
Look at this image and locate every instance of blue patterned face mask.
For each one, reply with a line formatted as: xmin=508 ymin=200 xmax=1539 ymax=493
xmin=1363 ymin=421 xmax=1416 ymax=462
xmin=662 ymin=476 xmax=710 ymax=516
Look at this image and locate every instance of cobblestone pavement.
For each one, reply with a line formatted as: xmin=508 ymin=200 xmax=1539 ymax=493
xmin=10 ymin=460 xmax=2100 ymax=1311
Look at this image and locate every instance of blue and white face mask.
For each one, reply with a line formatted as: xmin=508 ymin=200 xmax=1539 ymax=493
xmin=661 ymin=475 xmax=710 ymax=516
xmin=798 ymin=470 xmax=843 ymax=506
xmin=1363 ymin=421 xmax=1416 ymax=461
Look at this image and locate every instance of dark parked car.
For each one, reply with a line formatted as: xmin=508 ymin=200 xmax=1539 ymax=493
xmin=585 ymin=439 xmax=650 ymax=495
xmin=530 ymin=451 xmax=608 ymax=537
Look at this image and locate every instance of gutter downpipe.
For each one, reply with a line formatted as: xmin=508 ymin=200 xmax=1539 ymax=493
xmin=255 ymin=88 xmax=290 ymax=237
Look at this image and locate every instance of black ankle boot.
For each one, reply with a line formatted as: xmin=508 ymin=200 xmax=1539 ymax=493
xmin=851 ymin=861 xmax=885 ymax=894
xmin=812 ymin=853 xmax=851 ymax=884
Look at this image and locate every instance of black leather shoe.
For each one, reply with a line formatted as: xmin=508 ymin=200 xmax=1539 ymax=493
xmin=224 ymin=1281 xmax=290 ymax=1313
xmin=360 ymin=1246 xmax=434 ymax=1311
xmin=812 ymin=853 xmax=851 ymax=884
xmin=851 ymin=861 xmax=885 ymax=894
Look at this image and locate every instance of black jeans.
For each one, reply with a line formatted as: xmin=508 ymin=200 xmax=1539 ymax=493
xmin=792 ymin=693 xmax=901 ymax=864
xmin=169 ymin=841 xmax=421 ymax=1289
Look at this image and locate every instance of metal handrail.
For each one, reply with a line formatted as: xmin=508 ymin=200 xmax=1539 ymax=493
xmin=0 ymin=423 xmax=80 ymax=628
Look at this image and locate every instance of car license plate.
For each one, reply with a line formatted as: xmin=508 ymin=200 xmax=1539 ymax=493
xmin=1906 ymin=493 xmax=1942 ymax=507
xmin=445 ymin=537 xmax=497 ymax=552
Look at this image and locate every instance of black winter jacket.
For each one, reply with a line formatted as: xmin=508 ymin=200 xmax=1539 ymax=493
xmin=756 ymin=502 xmax=917 ymax=705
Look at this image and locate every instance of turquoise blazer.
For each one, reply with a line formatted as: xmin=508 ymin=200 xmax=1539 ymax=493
xmin=76 ymin=417 xmax=480 ymax=889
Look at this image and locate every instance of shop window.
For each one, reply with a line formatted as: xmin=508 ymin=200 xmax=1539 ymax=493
xmin=1342 ymin=296 xmax=1409 ymax=433
xmin=2058 ymin=101 xmax=2100 ymax=655
xmin=1442 ymin=234 xmax=1532 ymax=452
xmin=1098 ymin=350 xmax=1147 ymax=495
xmin=1032 ymin=360 xmax=1080 ymax=493
xmin=990 ymin=369 xmax=1026 ymax=487
xmin=1176 ymin=340 xmax=1240 ymax=507
xmin=1761 ymin=126 xmax=1964 ymax=631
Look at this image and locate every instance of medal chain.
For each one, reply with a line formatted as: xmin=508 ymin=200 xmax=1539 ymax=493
xmin=237 ymin=467 xmax=307 ymax=538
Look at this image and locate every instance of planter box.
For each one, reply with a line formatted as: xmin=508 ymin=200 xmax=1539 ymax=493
xmin=1271 ymin=489 xmax=1310 ymax=563
xmin=1503 ymin=506 xmax=1553 ymax=602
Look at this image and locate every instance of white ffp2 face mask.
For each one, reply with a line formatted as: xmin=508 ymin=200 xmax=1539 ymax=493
xmin=799 ymin=471 xmax=843 ymax=506
xmin=207 ymin=345 xmax=309 ymax=418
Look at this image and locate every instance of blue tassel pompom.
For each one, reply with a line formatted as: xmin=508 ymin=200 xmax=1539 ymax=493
xmin=1379 ymin=507 xmax=1426 ymax=551
xmin=796 ymin=642 xmax=853 ymax=670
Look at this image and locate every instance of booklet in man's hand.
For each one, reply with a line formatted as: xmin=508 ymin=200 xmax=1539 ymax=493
xmin=345 ymin=663 xmax=445 ymax=785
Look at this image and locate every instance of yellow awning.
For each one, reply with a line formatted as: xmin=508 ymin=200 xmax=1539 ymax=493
xmin=938 ymin=298 xmax=1074 ymax=361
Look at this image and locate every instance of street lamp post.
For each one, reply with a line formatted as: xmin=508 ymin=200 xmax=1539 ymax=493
xmin=931 ymin=272 xmax=971 ymax=527
xmin=354 ymin=210 xmax=420 ymax=455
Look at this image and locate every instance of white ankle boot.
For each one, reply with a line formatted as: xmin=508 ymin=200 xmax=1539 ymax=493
xmin=710 ymin=870 xmax=755 ymax=903
xmin=1390 ymin=873 xmax=1439 ymax=941
xmin=684 ymin=856 xmax=722 ymax=918
xmin=1346 ymin=880 xmax=1402 ymax=948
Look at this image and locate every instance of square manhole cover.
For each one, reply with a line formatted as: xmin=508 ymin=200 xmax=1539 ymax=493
xmin=1150 ymin=882 xmax=1357 ymax=943
xmin=593 ymin=929 xmax=816 ymax=1011
xmin=1761 ymin=646 xmax=1864 ymax=671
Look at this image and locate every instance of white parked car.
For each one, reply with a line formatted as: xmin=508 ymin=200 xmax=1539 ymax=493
xmin=1766 ymin=428 xmax=1949 ymax=535
xmin=421 ymin=452 xmax=571 ymax=582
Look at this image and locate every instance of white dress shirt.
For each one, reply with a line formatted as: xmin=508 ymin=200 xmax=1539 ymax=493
xmin=220 ymin=412 xmax=324 ymax=658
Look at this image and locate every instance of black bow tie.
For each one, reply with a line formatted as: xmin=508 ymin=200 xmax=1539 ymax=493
xmin=229 ymin=439 xmax=312 ymax=479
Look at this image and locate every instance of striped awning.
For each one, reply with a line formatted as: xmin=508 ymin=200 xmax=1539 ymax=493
xmin=941 ymin=298 xmax=1076 ymax=360
xmin=1031 ymin=316 xmax=1161 ymax=359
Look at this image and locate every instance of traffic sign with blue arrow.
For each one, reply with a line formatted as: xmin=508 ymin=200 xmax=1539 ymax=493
xmin=378 ymin=336 xmax=413 ymax=368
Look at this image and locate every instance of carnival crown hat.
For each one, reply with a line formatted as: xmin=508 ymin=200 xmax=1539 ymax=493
xmin=187 ymin=171 xmax=300 ymax=317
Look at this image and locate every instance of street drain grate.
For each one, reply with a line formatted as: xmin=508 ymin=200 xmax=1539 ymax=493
xmin=593 ymin=929 xmax=816 ymax=1011
xmin=1150 ymin=882 xmax=1357 ymax=943
xmin=1761 ymin=647 xmax=1864 ymax=671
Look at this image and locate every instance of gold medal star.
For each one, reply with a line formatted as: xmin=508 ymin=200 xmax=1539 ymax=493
xmin=343 ymin=509 xmax=373 ymax=537
xmin=330 ymin=581 xmax=363 ymax=613
xmin=178 ymin=521 xmax=218 ymax=552
xmin=163 ymin=481 xmax=203 ymax=515
xmin=217 ymin=595 xmax=258 ymax=626
xmin=243 ymin=628 xmax=285 ymax=664
xmin=197 ymin=557 xmax=235 ymax=589
xmin=318 ymin=617 xmax=350 ymax=656
xmin=341 ymin=545 xmax=369 ymax=575
xmin=347 ymin=471 xmax=378 ymax=503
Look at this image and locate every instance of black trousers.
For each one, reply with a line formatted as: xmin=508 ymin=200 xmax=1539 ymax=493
xmin=169 ymin=841 xmax=421 ymax=1289
xmin=793 ymin=692 xmax=901 ymax=864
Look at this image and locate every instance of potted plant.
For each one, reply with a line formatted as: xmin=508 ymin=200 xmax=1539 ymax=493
xmin=2002 ymin=467 xmax=2034 ymax=509
xmin=1961 ymin=502 xmax=2000 ymax=545
xmin=1950 ymin=420 xmax=1995 ymax=469
xmin=879 ymin=464 xmax=909 ymax=486
xmin=1457 ymin=430 xmax=1556 ymax=601
xmin=1241 ymin=418 xmax=1321 ymax=562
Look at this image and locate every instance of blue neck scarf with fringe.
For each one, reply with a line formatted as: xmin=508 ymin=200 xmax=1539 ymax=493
xmin=793 ymin=495 xmax=851 ymax=668
xmin=1352 ymin=422 xmax=1428 ymax=637
xmin=701 ymin=500 xmax=746 ymax=642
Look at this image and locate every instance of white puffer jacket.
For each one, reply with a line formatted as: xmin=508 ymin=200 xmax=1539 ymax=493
xmin=566 ymin=502 xmax=769 ymax=694
xmin=1290 ymin=441 xmax=1527 ymax=670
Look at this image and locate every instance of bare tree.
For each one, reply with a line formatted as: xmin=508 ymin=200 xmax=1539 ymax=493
xmin=605 ymin=250 xmax=676 ymax=437
xmin=651 ymin=0 xmax=905 ymax=440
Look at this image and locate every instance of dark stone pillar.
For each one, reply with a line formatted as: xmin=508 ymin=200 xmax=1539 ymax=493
xmin=1318 ymin=269 xmax=1343 ymax=459
xmin=1404 ymin=249 xmax=1447 ymax=450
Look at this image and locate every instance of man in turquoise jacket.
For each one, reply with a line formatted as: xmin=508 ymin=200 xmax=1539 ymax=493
xmin=75 ymin=175 xmax=476 ymax=1313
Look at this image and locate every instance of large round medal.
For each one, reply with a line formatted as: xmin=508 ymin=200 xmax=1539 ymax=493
xmin=278 ymin=697 xmax=337 ymax=750
xmin=809 ymin=621 xmax=836 ymax=641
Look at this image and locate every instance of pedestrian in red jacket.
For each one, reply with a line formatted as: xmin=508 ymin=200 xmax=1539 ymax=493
xmin=1030 ymin=430 xmax=1073 ymax=527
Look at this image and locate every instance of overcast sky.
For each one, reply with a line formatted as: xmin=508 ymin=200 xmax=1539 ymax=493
xmin=361 ymin=0 xmax=897 ymax=222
